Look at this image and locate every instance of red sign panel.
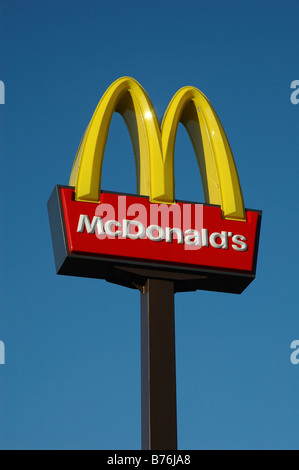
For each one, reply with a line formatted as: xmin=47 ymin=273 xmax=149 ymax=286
xmin=62 ymin=187 xmax=259 ymax=272
xmin=47 ymin=186 xmax=261 ymax=294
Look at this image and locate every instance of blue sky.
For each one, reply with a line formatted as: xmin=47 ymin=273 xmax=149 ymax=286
xmin=0 ymin=0 xmax=298 ymax=450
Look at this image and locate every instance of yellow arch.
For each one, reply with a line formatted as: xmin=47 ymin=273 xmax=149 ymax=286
xmin=69 ymin=77 xmax=246 ymax=221
xmin=69 ymin=77 xmax=163 ymax=202
xmin=161 ymin=87 xmax=245 ymax=220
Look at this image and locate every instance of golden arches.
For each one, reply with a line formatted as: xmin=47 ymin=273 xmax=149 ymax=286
xmin=69 ymin=77 xmax=245 ymax=221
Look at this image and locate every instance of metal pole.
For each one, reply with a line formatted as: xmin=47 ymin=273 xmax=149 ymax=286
xmin=141 ymin=278 xmax=177 ymax=450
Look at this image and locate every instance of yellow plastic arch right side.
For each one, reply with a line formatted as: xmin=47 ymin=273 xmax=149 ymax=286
xmin=160 ymin=87 xmax=246 ymax=221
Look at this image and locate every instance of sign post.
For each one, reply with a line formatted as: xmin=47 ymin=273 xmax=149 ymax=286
xmin=48 ymin=77 xmax=262 ymax=449
xmin=141 ymin=279 xmax=177 ymax=450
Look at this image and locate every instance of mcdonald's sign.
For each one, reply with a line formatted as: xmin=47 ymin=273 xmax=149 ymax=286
xmin=48 ymin=77 xmax=261 ymax=294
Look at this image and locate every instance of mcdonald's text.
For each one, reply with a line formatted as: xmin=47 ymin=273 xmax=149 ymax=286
xmin=77 ymin=215 xmax=248 ymax=252
xmin=290 ymin=80 xmax=299 ymax=105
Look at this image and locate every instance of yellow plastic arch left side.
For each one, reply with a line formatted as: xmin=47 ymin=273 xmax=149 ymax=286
xmin=69 ymin=77 xmax=163 ymax=203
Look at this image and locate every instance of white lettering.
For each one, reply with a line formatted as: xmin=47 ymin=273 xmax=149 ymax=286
xmin=232 ymin=234 xmax=248 ymax=252
xmin=209 ymin=231 xmax=229 ymax=249
xmin=123 ymin=220 xmax=146 ymax=239
xmin=202 ymin=228 xmax=209 ymax=247
xmin=77 ymin=215 xmax=104 ymax=235
xmin=165 ymin=227 xmax=184 ymax=244
xmin=76 ymin=214 xmax=250 ymax=252
xmin=104 ymin=220 xmax=122 ymax=237
xmin=184 ymin=229 xmax=201 ymax=246
xmin=146 ymin=225 xmax=165 ymax=242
